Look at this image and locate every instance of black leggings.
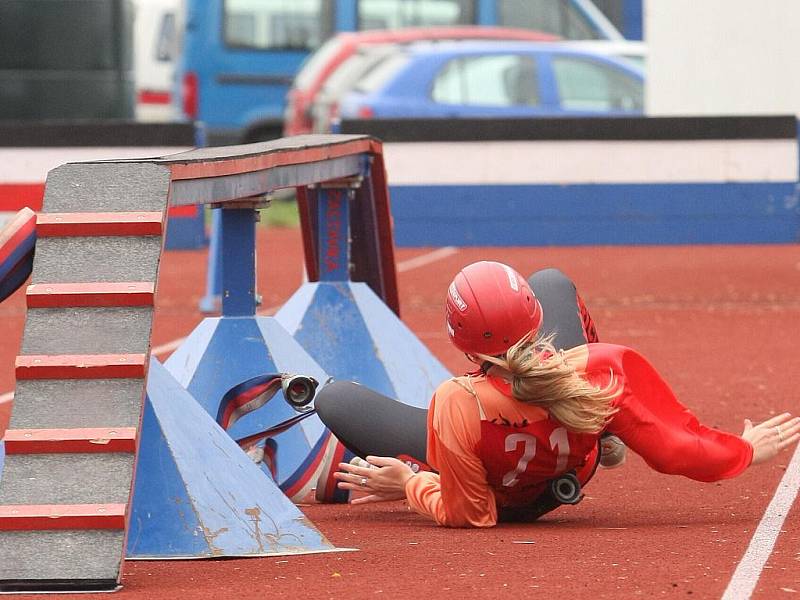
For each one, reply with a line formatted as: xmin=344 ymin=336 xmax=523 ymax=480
xmin=314 ymin=268 xmax=597 ymax=466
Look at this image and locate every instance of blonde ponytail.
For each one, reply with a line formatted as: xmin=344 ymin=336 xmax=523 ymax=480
xmin=478 ymin=333 xmax=619 ymax=434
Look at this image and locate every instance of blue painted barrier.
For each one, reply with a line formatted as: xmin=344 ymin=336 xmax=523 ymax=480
xmin=128 ymin=359 xmax=339 ymax=558
xmin=341 ymin=116 xmax=800 ymax=246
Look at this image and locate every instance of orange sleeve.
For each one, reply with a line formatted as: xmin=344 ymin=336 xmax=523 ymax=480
xmin=404 ymin=380 xmax=498 ymax=528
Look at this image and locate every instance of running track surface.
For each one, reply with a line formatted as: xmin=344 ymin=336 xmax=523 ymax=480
xmin=0 ymin=227 xmax=797 ymax=599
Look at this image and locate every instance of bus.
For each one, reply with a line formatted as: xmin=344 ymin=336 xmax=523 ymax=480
xmin=0 ymin=0 xmax=134 ymax=120
xmin=177 ymin=0 xmax=625 ymax=145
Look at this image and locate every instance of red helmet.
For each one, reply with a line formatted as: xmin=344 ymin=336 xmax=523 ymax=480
xmin=445 ymin=261 xmax=543 ymax=356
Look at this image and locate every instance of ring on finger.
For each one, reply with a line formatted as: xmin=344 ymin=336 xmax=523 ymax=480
xmin=360 ymin=477 xmax=368 ymax=487
xmin=775 ymin=426 xmax=783 ymax=442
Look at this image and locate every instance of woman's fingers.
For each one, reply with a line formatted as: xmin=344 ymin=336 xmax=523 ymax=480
xmin=365 ymin=455 xmax=401 ymax=467
xmin=777 ymin=418 xmax=800 ymax=450
xmin=780 ymin=433 xmax=800 ymax=451
xmin=337 ymin=462 xmax=373 ymax=477
xmin=756 ymin=412 xmax=794 ymax=429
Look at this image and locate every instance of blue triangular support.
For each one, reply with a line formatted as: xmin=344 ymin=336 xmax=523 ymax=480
xmin=276 ymin=281 xmax=451 ymax=406
xmin=127 ymin=358 xmax=342 ymax=559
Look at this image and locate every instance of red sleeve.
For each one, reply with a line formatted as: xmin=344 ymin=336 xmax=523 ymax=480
xmin=596 ymin=346 xmax=753 ymax=482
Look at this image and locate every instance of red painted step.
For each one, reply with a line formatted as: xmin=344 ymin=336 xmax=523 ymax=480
xmin=3 ymin=428 xmax=137 ymax=454
xmin=0 ymin=504 xmax=127 ymax=531
xmin=15 ymin=354 xmax=147 ymax=380
xmin=26 ymin=282 xmax=155 ymax=308
xmin=37 ymin=212 xmax=163 ymax=237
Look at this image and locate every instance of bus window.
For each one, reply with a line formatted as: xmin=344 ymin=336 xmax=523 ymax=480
xmin=155 ymin=11 xmax=178 ymax=62
xmin=498 ymin=0 xmax=601 ymax=40
xmin=224 ymin=0 xmax=328 ymax=50
xmin=357 ymin=0 xmax=474 ymax=30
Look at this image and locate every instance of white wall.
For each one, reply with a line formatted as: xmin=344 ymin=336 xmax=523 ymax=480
xmin=645 ymin=0 xmax=800 ymax=116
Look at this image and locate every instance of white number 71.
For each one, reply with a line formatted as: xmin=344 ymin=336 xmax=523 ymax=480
xmin=502 ymin=428 xmax=570 ymax=487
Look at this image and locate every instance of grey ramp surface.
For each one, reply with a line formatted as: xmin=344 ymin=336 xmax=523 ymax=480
xmin=31 ymin=237 xmax=162 ymax=284
xmin=22 ymin=307 xmax=153 ymax=355
xmin=159 ymin=133 xmax=370 ymax=163
xmin=0 ymin=454 xmax=134 ymax=505
xmin=43 ymin=163 xmax=170 ymax=213
xmin=0 ymin=530 xmax=124 ymax=582
xmin=11 ymin=379 xmax=144 ymax=429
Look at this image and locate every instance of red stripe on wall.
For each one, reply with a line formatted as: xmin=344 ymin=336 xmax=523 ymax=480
xmin=0 ymin=184 xmax=45 ymax=211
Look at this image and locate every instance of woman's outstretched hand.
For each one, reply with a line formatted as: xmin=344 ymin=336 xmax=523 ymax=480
xmin=742 ymin=412 xmax=800 ymax=466
xmin=335 ymin=456 xmax=416 ymax=504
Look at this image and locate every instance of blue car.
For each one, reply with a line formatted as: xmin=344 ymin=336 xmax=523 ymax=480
xmin=338 ymin=41 xmax=644 ymax=120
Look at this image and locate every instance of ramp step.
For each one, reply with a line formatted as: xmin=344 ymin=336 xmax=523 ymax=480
xmin=4 ymin=428 xmax=137 ymax=454
xmin=15 ymin=354 xmax=147 ymax=380
xmin=12 ymin=379 xmax=143 ymax=429
xmin=0 ymin=454 xmax=134 ymax=506
xmin=32 ymin=237 xmax=163 ymax=284
xmin=37 ymin=212 xmax=163 ymax=237
xmin=26 ymin=282 xmax=155 ymax=308
xmin=0 ymin=504 xmax=126 ymax=531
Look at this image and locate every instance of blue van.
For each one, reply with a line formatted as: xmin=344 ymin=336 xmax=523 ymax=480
xmin=177 ymin=0 xmax=626 ymax=145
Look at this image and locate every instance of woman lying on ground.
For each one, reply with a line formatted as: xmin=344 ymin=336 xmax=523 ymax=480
xmin=316 ymin=261 xmax=799 ymax=527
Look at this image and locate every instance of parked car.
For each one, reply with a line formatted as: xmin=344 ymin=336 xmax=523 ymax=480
xmin=310 ymin=44 xmax=403 ymax=133
xmin=283 ymin=27 xmax=559 ymax=136
xmin=337 ymin=41 xmax=644 ymax=120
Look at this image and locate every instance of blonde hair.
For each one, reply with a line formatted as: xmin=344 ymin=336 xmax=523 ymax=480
xmin=477 ymin=333 xmax=619 ymax=434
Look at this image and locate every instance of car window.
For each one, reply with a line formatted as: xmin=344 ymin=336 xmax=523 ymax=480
xmin=352 ymin=52 xmax=410 ymax=93
xmin=497 ymin=0 xmax=600 ymax=40
xmin=432 ymin=54 xmax=539 ymax=107
xmin=323 ymin=47 xmax=398 ymax=98
xmin=357 ymin=0 xmax=473 ymax=30
xmin=223 ymin=0 xmax=329 ymax=51
xmin=552 ymin=55 xmax=642 ymax=111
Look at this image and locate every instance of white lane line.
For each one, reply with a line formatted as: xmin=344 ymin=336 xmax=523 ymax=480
xmin=397 ymin=246 xmax=457 ymax=272
xmin=721 ymin=443 xmax=800 ymax=600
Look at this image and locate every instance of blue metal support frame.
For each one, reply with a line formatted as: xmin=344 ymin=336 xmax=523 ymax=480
xmin=220 ymin=206 xmax=257 ymax=317
xmin=199 ymin=209 xmax=223 ymax=313
xmin=317 ymin=187 xmax=351 ymax=282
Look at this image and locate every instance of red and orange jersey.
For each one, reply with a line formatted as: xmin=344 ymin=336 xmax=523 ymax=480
xmin=404 ymin=343 xmax=753 ymax=528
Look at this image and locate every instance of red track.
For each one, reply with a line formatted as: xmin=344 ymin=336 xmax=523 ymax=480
xmin=1 ymin=227 xmax=798 ymax=599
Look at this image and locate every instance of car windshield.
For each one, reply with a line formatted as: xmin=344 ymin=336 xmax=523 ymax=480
xmin=323 ymin=47 xmax=400 ymax=99
xmin=552 ymin=55 xmax=643 ymax=111
xmin=352 ymin=52 xmax=411 ymax=94
xmin=356 ymin=0 xmax=473 ymax=30
xmin=223 ymin=0 xmax=330 ymax=51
